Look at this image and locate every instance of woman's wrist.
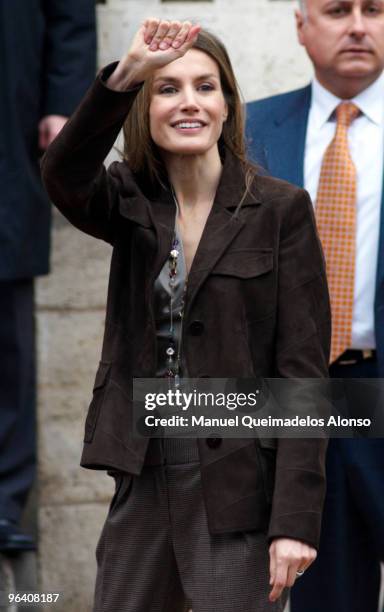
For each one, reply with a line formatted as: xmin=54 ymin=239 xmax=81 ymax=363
xmin=106 ymin=55 xmax=149 ymax=91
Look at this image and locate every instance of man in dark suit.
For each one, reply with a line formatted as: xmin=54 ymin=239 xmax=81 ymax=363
xmin=0 ymin=0 xmax=96 ymax=552
xmin=246 ymin=1 xmax=384 ymax=610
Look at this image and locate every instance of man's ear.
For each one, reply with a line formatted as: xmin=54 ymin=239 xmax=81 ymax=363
xmin=295 ymin=9 xmax=306 ymax=46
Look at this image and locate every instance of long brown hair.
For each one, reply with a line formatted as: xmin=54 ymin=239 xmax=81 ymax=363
xmin=122 ymin=29 xmax=257 ymax=203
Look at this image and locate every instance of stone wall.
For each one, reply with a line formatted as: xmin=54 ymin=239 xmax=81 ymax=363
xmin=36 ymin=1 xmax=312 ymax=609
xmin=97 ymin=0 xmax=313 ymax=102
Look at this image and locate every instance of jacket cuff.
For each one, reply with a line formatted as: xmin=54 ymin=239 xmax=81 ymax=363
xmin=267 ymin=466 xmax=326 ymax=549
xmin=268 ymin=511 xmax=322 ymax=550
xmin=88 ymin=61 xmax=143 ymax=121
xmin=98 ymin=61 xmax=144 ymax=93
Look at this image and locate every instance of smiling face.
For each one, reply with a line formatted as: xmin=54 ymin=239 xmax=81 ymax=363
xmin=296 ymin=0 xmax=384 ymax=96
xmin=149 ymin=49 xmax=228 ymax=159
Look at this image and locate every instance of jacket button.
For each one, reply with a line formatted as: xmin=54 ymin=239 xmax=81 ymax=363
xmin=189 ymin=320 xmax=204 ymax=336
xmin=206 ymin=437 xmax=222 ymax=449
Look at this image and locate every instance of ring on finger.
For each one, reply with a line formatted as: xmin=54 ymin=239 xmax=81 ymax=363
xmin=296 ymin=569 xmax=305 ymax=577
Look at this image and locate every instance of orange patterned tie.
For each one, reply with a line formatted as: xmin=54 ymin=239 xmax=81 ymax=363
xmin=315 ymin=102 xmax=360 ymax=364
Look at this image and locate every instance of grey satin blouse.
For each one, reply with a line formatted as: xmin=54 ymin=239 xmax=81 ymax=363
xmin=154 ymin=223 xmax=187 ymax=378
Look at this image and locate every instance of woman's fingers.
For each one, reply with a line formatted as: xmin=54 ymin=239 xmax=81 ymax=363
xmin=269 ymin=542 xmax=276 ymax=587
xmin=149 ymin=20 xmax=171 ymax=50
xmin=268 ymin=538 xmax=318 ymax=602
xmin=143 ymin=18 xmax=159 ymax=44
xmin=286 ymin=561 xmax=302 ymax=588
xmin=143 ymin=19 xmax=200 ymax=52
xmin=186 ymin=24 xmax=201 ymax=44
xmin=300 ymin=545 xmax=317 ymax=572
xmin=174 ymin=22 xmax=201 ymax=50
xmin=160 ymin=21 xmax=182 ymax=49
xmin=171 ymin=20 xmax=192 ymax=48
xmin=120 ymin=17 xmax=200 ymax=86
xmin=111 ymin=17 xmax=199 ymax=89
xmin=269 ymin=559 xmax=288 ymax=603
xmin=283 ymin=546 xmax=316 ymax=589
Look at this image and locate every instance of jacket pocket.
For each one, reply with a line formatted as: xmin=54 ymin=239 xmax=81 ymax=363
xmin=84 ymin=362 xmax=112 ymax=443
xmin=106 ymin=471 xmax=124 ymax=513
xmin=210 ymin=248 xmax=275 ymax=324
xmin=212 ymin=248 xmax=273 ymax=278
xmin=107 ymin=471 xmax=133 ymax=519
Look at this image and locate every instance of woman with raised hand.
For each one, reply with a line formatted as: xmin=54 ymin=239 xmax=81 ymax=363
xmin=41 ymin=18 xmax=330 ymax=612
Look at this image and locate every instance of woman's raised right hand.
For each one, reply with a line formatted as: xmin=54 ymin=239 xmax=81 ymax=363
xmin=107 ymin=19 xmax=201 ymax=91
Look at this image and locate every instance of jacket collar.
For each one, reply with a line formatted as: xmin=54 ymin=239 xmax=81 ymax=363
xmin=261 ymin=86 xmax=312 ymax=188
xmin=272 ymin=85 xmax=312 ymax=127
xmin=214 ymin=148 xmax=262 ymax=210
xmin=118 ymin=150 xmax=263 ymax=316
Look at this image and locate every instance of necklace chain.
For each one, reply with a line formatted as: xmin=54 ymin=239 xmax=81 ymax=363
xmin=165 ymin=187 xmax=188 ymax=384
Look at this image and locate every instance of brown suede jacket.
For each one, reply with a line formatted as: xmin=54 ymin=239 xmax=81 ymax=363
xmin=41 ymin=64 xmax=331 ymax=549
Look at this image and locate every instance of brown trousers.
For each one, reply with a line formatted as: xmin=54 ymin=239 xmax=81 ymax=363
xmin=93 ymin=439 xmax=288 ymax=612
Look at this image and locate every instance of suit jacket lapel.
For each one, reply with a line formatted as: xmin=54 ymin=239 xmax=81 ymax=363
xmin=264 ymin=86 xmax=311 ymax=188
xmin=270 ymin=86 xmax=384 ymax=375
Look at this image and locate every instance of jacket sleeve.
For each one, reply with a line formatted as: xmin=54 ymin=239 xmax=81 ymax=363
xmin=41 ymin=63 xmax=142 ymax=244
xmin=41 ymin=0 xmax=97 ymax=117
xmin=268 ymin=187 xmax=331 ymax=549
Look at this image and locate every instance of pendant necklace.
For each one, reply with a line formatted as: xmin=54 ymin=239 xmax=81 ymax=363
xmin=164 ymin=186 xmax=188 ymax=385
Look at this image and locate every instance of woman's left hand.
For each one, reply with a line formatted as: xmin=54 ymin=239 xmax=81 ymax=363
xmin=268 ymin=537 xmax=317 ymax=602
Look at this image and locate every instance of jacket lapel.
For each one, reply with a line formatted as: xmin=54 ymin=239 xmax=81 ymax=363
xmin=266 ymin=86 xmax=384 ymax=376
xmin=147 ymin=192 xmax=176 ymax=278
xmin=263 ymin=86 xmax=311 ymax=187
xmin=186 ymin=209 xmax=245 ymax=311
xmin=186 ymin=152 xmax=261 ymax=311
xmin=118 ymin=196 xmax=153 ymax=228
xmin=118 ymin=176 xmax=175 ymax=278
xmin=117 ymin=153 xmax=261 ymax=313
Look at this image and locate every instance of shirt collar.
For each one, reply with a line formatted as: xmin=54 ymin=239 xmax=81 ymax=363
xmin=354 ymin=71 xmax=384 ymax=125
xmin=310 ymin=71 xmax=384 ymax=127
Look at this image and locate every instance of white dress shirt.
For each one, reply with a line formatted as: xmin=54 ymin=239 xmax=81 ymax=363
xmin=304 ymin=73 xmax=384 ymax=349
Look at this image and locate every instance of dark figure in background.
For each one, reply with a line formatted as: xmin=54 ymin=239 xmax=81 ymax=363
xmin=0 ymin=0 xmax=96 ymax=552
xmin=246 ymin=1 xmax=384 ymax=611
